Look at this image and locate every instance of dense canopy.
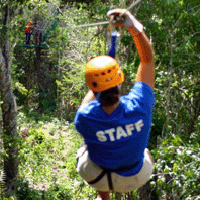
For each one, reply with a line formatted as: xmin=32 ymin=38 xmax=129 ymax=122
xmin=0 ymin=0 xmax=199 ymax=199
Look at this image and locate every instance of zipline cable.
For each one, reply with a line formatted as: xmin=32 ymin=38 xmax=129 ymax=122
xmin=76 ymin=21 xmax=109 ymax=28
xmin=74 ymin=0 xmax=142 ymax=28
xmin=126 ymin=0 xmax=142 ymax=12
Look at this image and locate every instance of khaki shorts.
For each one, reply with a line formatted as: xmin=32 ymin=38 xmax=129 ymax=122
xmin=76 ymin=145 xmax=153 ymax=193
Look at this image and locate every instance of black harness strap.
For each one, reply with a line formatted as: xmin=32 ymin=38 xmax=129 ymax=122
xmin=106 ymin=170 xmax=113 ymax=191
xmin=87 ymin=169 xmax=113 ymax=191
xmin=87 ymin=160 xmax=140 ymax=191
xmin=88 ymin=169 xmax=106 ymax=185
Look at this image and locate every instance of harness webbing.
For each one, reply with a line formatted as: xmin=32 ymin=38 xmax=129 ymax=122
xmin=88 ymin=169 xmax=106 ymax=185
xmin=87 ymin=160 xmax=140 ymax=191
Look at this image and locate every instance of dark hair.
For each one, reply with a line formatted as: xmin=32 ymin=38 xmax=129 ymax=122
xmin=96 ymin=86 xmax=120 ymax=106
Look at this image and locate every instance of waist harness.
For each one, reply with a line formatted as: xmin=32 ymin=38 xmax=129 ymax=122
xmin=87 ymin=161 xmax=140 ymax=191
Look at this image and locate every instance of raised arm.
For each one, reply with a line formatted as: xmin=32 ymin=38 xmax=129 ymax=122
xmin=128 ymin=28 xmax=155 ymax=89
xmin=107 ymin=9 xmax=155 ymax=89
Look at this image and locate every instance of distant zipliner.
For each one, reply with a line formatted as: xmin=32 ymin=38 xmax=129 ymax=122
xmin=20 ymin=2 xmax=61 ymax=50
xmin=25 ymin=20 xmax=33 ymax=45
xmin=24 ymin=20 xmax=43 ymax=47
xmin=21 ymin=17 xmax=60 ymax=50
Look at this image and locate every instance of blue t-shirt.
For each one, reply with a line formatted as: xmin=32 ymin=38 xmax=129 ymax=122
xmin=74 ymin=81 xmax=155 ymax=176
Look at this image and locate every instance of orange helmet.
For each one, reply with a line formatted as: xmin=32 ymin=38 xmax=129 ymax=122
xmin=85 ymin=55 xmax=124 ymax=92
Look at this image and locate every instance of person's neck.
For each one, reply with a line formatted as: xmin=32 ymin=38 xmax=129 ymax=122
xmin=102 ymin=100 xmax=120 ymax=114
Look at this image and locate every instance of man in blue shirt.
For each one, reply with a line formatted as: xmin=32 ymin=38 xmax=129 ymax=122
xmin=74 ymin=8 xmax=155 ymax=200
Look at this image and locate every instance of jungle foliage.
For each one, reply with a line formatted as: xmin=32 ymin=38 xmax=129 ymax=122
xmin=0 ymin=0 xmax=199 ymax=199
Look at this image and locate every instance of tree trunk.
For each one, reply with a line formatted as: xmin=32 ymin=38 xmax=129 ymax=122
xmin=0 ymin=4 xmax=18 ymax=195
xmin=35 ymin=47 xmax=50 ymax=112
xmin=35 ymin=33 xmax=54 ymax=113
